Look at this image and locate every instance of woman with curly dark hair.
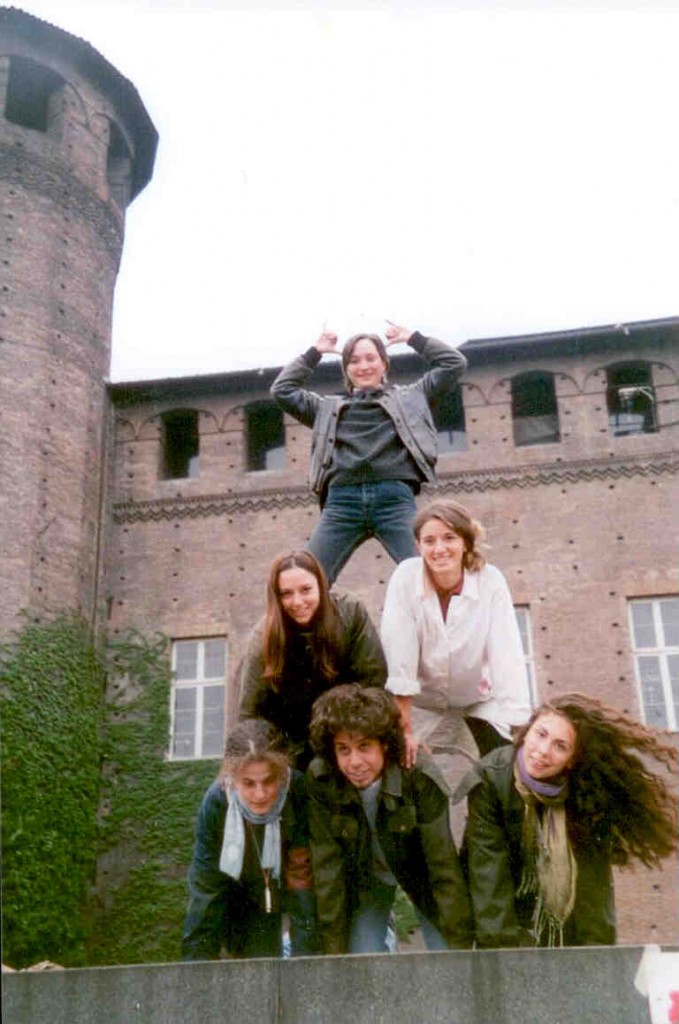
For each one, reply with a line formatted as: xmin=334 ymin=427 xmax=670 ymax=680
xmin=306 ymin=684 xmax=473 ymax=954
xmin=455 ymin=693 xmax=678 ymax=948
xmin=239 ymin=551 xmax=386 ymax=769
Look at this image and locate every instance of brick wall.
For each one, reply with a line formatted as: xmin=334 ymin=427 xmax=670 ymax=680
xmin=108 ymin=329 xmax=679 ymax=943
xmin=0 ymin=11 xmax=156 ymax=636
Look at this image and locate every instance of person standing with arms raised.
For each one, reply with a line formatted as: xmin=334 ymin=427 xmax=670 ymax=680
xmin=271 ymin=322 xmax=466 ymax=584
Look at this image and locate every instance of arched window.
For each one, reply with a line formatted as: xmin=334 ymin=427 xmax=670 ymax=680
xmin=606 ymin=362 xmax=657 ymax=437
xmin=511 ymin=371 xmax=560 ymax=447
xmin=432 ymin=387 xmax=467 ymax=453
xmin=245 ymin=401 xmax=286 ymax=471
xmin=4 ymin=57 xmax=63 ymax=132
xmin=161 ymin=409 xmax=200 ymax=479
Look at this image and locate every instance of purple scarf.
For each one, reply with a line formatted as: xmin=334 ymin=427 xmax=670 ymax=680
xmin=515 ymin=746 xmax=566 ymax=799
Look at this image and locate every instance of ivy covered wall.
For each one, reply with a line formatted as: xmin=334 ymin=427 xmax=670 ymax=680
xmin=1 ymin=617 xmax=104 ymax=968
xmin=1 ymin=620 xmax=218 ymax=969
xmin=88 ymin=631 xmax=217 ymax=965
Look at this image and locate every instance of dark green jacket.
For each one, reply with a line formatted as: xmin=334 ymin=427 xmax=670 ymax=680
xmin=455 ymin=745 xmax=617 ymax=948
xmin=306 ymin=755 xmax=474 ymax=954
xmin=238 ymin=593 xmax=387 ymax=769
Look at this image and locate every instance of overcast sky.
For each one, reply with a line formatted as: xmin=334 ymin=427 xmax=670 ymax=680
xmin=17 ymin=0 xmax=679 ymax=382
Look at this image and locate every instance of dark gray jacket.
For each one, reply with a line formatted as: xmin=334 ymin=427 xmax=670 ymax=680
xmin=270 ymin=332 xmax=467 ymax=503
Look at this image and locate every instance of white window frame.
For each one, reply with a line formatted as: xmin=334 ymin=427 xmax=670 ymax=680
xmin=628 ymin=597 xmax=679 ymax=731
xmin=169 ymin=638 xmax=227 ymax=760
xmin=514 ymin=606 xmax=538 ymax=706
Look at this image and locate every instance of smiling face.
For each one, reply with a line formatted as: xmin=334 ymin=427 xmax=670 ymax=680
xmin=233 ymin=759 xmax=284 ymax=815
xmin=333 ymin=731 xmax=385 ymax=789
xmin=277 ymin=566 xmax=321 ymax=626
xmin=344 ymin=338 xmax=388 ymax=391
xmin=522 ymin=711 xmax=577 ymax=780
xmin=416 ymin=517 xmax=467 ymax=587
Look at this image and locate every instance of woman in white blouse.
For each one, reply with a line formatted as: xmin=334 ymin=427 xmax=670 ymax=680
xmin=381 ymin=499 xmax=532 ymax=771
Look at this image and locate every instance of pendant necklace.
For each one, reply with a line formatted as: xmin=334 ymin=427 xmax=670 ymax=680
xmin=248 ymin=822 xmax=273 ymax=914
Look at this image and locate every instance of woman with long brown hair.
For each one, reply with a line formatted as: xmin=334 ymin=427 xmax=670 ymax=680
xmin=239 ymin=551 xmax=387 ymax=769
xmin=456 ymin=693 xmax=678 ymax=948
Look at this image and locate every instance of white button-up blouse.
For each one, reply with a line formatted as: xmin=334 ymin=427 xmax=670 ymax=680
xmin=381 ymin=558 xmax=532 ymax=739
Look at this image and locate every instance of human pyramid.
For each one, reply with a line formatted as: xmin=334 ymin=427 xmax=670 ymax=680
xmin=181 ymin=324 xmax=677 ymax=960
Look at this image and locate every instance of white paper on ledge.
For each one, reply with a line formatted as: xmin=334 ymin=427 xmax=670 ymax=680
xmin=634 ymin=945 xmax=679 ymax=1024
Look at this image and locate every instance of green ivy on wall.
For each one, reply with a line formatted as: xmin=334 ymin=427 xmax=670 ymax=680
xmin=1 ymin=619 xmax=219 ymax=969
xmin=86 ymin=630 xmax=218 ymax=966
xmin=0 ymin=616 xmax=104 ymax=968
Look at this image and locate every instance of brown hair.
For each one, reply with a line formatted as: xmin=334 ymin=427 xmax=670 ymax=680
xmin=309 ymin=685 xmax=405 ymax=770
xmin=262 ymin=550 xmax=342 ymax=688
xmin=412 ymin=498 xmax=487 ymax=572
xmin=341 ymin=333 xmax=390 ymax=391
xmin=220 ymin=719 xmax=289 ymax=781
xmin=513 ymin=693 xmax=678 ymax=867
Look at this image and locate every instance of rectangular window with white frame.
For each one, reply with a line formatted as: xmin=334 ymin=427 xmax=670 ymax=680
xmin=514 ymin=605 xmax=538 ymax=706
xmin=628 ymin=597 xmax=679 ymax=731
xmin=170 ymin=637 xmax=227 ymax=759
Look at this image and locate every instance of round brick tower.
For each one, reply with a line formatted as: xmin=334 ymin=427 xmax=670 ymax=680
xmin=0 ymin=8 xmax=157 ymax=637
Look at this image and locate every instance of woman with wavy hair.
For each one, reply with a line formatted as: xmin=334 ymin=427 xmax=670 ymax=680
xmin=239 ymin=551 xmax=386 ymax=770
xmin=381 ymin=498 xmax=532 ymax=771
xmin=456 ymin=693 xmax=678 ymax=948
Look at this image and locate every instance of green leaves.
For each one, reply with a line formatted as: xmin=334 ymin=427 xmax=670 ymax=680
xmin=0 ymin=616 xmax=104 ymax=968
xmin=1 ymin=620 xmax=218 ymax=967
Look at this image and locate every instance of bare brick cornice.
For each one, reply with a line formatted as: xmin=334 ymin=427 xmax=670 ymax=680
xmin=112 ymin=450 xmax=678 ymax=524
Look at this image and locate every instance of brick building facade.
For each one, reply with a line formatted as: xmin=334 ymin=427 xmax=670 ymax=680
xmin=109 ymin=320 xmax=679 ymax=943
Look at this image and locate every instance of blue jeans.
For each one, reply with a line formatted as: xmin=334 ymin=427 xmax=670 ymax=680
xmin=416 ymin=908 xmax=448 ymax=951
xmin=349 ymin=880 xmax=396 ymax=954
xmin=348 ymin=881 xmax=449 ymax=954
xmin=308 ymin=480 xmax=418 ymax=585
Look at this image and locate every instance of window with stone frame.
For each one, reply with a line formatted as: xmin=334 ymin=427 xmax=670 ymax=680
xmin=169 ymin=638 xmax=227 ymax=759
xmin=161 ymin=408 xmax=200 ymax=479
xmin=511 ymin=371 xmax=560 ymax=447
xmin=628 ymin=597 xmax=679 ymax=731
xmin=514 ymin=606 xmax=537 ymax=705
xmin=245 ymin=400 xmax=286 ymax=471
xmin=607 ymin=362 xmax=658 ymax=437
xmin=432 ymin=386 xmax=467 ymax=453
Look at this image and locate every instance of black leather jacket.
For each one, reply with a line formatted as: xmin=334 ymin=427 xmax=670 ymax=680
xmin=238 ymin=593 xmax=387 ymax=770
xmin=270 ymin=332 xmax=467 ymax=504
xmin=306 ymin=754 xmax=474 ymax=954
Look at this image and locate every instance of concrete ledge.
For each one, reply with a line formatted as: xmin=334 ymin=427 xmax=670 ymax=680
xmin=2 ymin=946 xmax=652 ymax=1024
